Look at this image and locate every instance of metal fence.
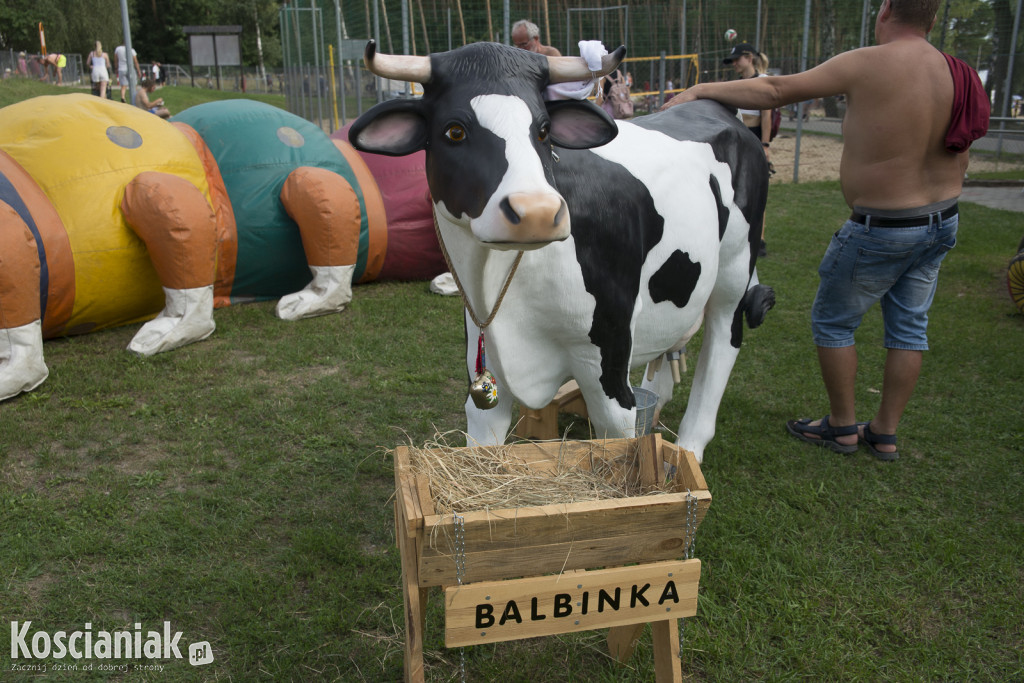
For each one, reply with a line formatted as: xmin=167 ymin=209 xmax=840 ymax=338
xmin=275 ymin=0 xmax=1024 ymax=182
xmin=1 ymin=50 xmax=84 ymax=86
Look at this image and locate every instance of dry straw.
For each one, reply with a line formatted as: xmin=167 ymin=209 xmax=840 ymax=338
xmin=402 ymin=431 xmax=671 ymax=516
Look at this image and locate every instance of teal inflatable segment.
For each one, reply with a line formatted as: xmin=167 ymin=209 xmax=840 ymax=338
xmin=172 ymin=100 xmax=370 ymax=300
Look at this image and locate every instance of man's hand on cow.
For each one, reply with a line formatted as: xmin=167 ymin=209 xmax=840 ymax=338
xmin=659 ymin=90 xmax=698 ymax=111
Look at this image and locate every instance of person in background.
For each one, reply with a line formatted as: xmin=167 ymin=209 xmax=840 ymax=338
xmin=114 ymin=44 xmax=142 ymax=103
xmin=511 ymin=19 xmax=561 ymax=56
xmin=151 ymin=61 xmax=162 ymax=85
xmin=136 ymin=78 xmax=170 ymax=119
xmin=661 ymin=0 xmax=989 ymax=461
xmin=723 ymin=42 xmax=773 ymax=256
xmin=39 ymin=53 xmax=65 ymax=84
xmin=88 ymin=42 xmax=112 ymax=99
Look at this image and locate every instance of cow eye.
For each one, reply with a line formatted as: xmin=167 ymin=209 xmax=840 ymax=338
xmin=537 ymin=122 xmax=550 ymax=142
xmin=445 ymin=124 xmax=467 ymax=143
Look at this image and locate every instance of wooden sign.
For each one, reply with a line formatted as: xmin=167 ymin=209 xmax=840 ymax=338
xmin=444 ymin=559 xmax=700 ymax=647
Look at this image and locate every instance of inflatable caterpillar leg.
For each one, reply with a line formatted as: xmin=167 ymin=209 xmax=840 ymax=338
xmin=120 ymin=172 xmax=218 ymax=355
xmin=275 ymin=167 xmax=360 ymax=321
xmin=0 ymin=202 xmax=48 ymax=401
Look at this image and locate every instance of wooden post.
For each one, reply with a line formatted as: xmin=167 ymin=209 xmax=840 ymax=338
xmin=454 ymin=0 xmax=467 ymax=46
xmin=416 ymin=0 xmax=430 ymax=54
xmin=651 ymin=618 xmax=683 ymax=682
xmin=607 ymin=622 xmax=645 ymax=663
xmin=397 ymin=499 xmax=427 ymax=682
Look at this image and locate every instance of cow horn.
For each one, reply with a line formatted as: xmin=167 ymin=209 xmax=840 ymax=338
xmin=547 ymin=45 xmax=626 ymax=83
xmin=363 ymin=39 xmax=431 ymax=84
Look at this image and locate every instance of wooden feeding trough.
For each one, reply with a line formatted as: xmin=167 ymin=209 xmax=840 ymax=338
xmin=392 ymin=433 xmax=711 ymax=682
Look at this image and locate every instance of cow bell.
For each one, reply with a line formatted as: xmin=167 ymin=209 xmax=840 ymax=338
xmin=469 ymin=370 xmax=499 ymax=410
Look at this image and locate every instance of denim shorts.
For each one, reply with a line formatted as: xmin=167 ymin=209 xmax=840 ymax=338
xmin=811 ymin=211 xmax=958 ymax=350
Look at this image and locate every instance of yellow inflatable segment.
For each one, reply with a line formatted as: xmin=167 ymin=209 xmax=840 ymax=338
xmin=0 ymin=94 xmax=213 ymax=335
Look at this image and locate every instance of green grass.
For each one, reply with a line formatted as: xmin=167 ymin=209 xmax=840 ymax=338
xmin=0 ymin=78 xmax=286 ymax=113
xmin=1 ymin=80 xmax=1022 ymax=679
xmin=0 ymin=184 xmax=1021 ymax=681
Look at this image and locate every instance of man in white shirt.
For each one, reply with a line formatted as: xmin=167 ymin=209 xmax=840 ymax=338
xmin=114 ymin=44 xmax=141 ymax=103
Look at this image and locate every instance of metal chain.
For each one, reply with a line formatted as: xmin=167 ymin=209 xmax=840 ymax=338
xmin=432 ymin=209 xmax=523 ymax=331
xmin=679 ymin=491 xmax=696 ymax=659
xmin=454 ymin=513 xmax=467 ymax=683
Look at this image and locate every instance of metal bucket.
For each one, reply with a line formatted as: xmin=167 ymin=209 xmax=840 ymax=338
xmin=632 ymin=387 xmax=659 ymax=436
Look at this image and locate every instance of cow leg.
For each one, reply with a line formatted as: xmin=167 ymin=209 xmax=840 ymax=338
xmin=465 ymin=393 xmax=514 ymax=446
xmin=573 ymin=373 xmax=636 ymax=440
xmin=675 ymin=269 xmax=756 ymax=462
xmin=0 ymin=202 xmax=48 ymax=401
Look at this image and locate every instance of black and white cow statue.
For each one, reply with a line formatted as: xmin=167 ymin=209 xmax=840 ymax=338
xmin=351 ymin=41 xmax=773 ymax=463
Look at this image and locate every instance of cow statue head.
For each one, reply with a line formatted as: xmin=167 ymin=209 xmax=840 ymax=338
xmin=349 ymin=41 xmax=625 ymax=249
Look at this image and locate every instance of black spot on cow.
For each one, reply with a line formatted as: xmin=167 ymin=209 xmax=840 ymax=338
xmin=708 ymin=175 xmax=729 ymax=241
xmin=554 ymin=148 xmax=664 ymax=408
xmin=631 ymin=100 xmax=769 ymax=273
xmin=649 ymin=251 xmax=701 ymax=309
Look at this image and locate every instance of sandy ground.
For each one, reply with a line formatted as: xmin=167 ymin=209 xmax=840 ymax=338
xmin=767 ymin=133 xmax=1024 ymax=184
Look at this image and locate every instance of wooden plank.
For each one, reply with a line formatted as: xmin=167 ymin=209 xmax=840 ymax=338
xmin=651 ymin=619 xmax=682 ymax=683
xmin=423 ymin=490 xmax=711 ymax=553
xmin=516 ymin=403 xmax=560 ymax=440
xmin=607 ymin=623 xmax=645 ymax=663
xmin=394 ymin=447 xmax=424 ymax=534
xmin=637 ymin=433 xmax=661 ymax=487
xmin=396 ymin=499 xmax=428 ymax=683
xmin=414 ymin=474 xmax=434 ymax=517
xmin=444 ymin=559 xmax=700 ymax=647
xmin=664 ymin=442 xmax=707 ymax=492
xmin=417 ymin=515 xmax=708 ymax=586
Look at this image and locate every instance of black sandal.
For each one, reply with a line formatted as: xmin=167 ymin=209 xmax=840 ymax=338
xmin=785 ymin=415 xmax=859 ymax=454
xmin=860 ymin=422 xmax=899 ymax=461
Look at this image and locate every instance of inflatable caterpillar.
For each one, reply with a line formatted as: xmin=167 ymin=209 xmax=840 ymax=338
xmin=0 ymin=94 xmax=441 ymax=402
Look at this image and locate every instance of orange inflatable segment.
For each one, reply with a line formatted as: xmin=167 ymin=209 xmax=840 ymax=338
xmin=172 ymin=121 xmax=238 ymax=309
xmin=0 ymin=149 xmax=74 ymax=338
xmin=279 ymin=167 xmax=361 ymax=268
xmin=121 ymin=172 xmax=218 ymax=290
xmin=331 ymin=139 xmax=388 ymax=283
xmin=0 ymin=202 xmax=42 ymax=328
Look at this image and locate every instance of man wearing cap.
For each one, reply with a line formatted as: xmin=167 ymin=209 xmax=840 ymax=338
xmin=662 ymin=0 xmax=989 ymax=460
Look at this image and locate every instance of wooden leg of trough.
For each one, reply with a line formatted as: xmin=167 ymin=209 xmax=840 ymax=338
xmin=397 ymin=502 xmax=427 ymax=682
xmin=651 ymin=619 xmax=682 ymax=683
xmin=606 ymin=623 xmax=646 ymax=664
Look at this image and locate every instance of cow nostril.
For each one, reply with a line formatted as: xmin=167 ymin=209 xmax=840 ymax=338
xmin=554 ymin=199 xmax=567 ymax=227
xmin=499 ymin=197 xmax=521 ymax=225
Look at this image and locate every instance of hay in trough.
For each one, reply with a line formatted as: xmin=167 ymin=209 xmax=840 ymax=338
xmin=401 ymin=431 xmax=671 ymax=516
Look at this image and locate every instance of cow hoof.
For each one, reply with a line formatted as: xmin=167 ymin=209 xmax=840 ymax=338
xmin=743 ymin=284 xmax=775 ymax=329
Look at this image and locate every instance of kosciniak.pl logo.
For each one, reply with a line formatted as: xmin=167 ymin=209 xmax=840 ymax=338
xmin=9 ymin=621 xmax=214 ymax=667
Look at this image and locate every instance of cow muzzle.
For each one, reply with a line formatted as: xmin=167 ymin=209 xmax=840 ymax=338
xmin=486 ymin=192 xmax=569 ymax=245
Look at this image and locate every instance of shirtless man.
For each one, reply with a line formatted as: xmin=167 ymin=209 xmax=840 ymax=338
xmin=511 ymin=19 xmax=561 ymax=57
xmin=662 ymin=0 xmax=988 ymax=460
xmin=136 ymin=79 xmax=170 ymax=118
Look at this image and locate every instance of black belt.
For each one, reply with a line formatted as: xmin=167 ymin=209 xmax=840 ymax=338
xmin=849 ymin=204 xmax=958 ymax=228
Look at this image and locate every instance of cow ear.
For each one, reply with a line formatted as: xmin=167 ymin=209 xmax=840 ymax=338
xmin=349 ymin=99 xmax=428 ymax=156
xmin=545 ymin=100 xmax=618 ymax=150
